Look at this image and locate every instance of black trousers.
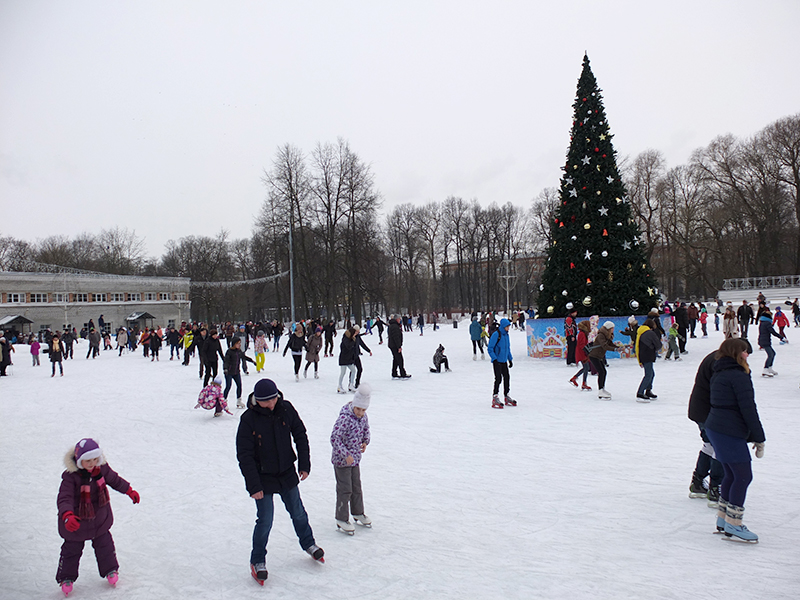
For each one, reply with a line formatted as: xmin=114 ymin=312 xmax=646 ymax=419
xmin=492 ymin=361 xmax=510 ymax=396
xmin=391 ymin=349 xmax=406 ymax=377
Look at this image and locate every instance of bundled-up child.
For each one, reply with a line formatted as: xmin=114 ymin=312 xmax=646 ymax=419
xmin=195 ymin=375 xmax=231 ymax=416
xmin=665 ymin=323 xmax=684 ymax=361
xmin=56 ymin=439 xmax=140 ymax=597
xmin=429 ymin=344 xmax=450 ymax=373
xmin=330 ymin=383 xmax=372 ymax=535
xmin=254 ymin=330 xmax=268 ymax=373
xmin=31 ymin=338 xmax=41 ymax=366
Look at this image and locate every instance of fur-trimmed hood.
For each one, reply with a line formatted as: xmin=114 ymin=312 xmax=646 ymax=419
xmin=63 ymin=448 xmax=106 ymax=473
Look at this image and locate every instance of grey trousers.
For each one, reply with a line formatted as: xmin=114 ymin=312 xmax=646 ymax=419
xmin=334 ymin=465 xmax=364 ymax=522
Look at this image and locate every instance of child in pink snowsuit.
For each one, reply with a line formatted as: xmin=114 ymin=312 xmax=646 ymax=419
xmin=56 ymin=438 xmax=140 ymax=597
xmin=195 ymin=376 xmax=231 ymax=416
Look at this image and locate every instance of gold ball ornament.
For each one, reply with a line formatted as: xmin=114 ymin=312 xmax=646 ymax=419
xmin=547 ymin=306 xmax=555 ymax=314
xmin=584 ymin=223 xmax=591 ymax=230
xmin=582 ymin=296 xmax=592 ymax=307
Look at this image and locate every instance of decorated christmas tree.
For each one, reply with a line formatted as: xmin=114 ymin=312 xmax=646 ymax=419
xmin=537 ymin=54 xmax=658 ymax=318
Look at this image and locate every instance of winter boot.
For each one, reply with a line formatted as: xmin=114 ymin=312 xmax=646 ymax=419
xmin=106 ymin=571 xmax=118 ymax=587
xmin=61 ymin=581 xmax=73 ymax=597
xmin=504 ymin=395 xmax=517 ymax=406
xmin=569 ymin=376 xmax=579 ymax=388
xmin=597 ymin=388 xmax=612 ymax=400
xmin=688 ymin=475 xmax=708 ymax=498
xmin=716 ymin=497 xmax=729 ymax=532
xmin=491 ymin=394 xmax=504 ymax=409
xmin=306 ymin=544 xmax=325 ymax=562
xmin=707 ymin=485 xmax=720 ymax=508
xmin=251 ymin=562 xmax=268 ymax=585
xmin=581 ymin=382 xmax=592 ymax=391
xmin=724 ymin=504 xmax=758 ymax=542
xmin=353 ymin=514 xmax=372 ymax=527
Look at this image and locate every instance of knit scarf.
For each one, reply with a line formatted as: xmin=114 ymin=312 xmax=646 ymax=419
xmin=78 ymin=466 xmax=110 ymax=520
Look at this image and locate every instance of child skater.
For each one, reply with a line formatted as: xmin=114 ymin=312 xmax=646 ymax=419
xmin=665 ymin=322 xmax=683 ymax=361
xmin=429 ymin=344 xmax=451 ymax=373
xmin=31 ymin=337 xmax=41 ymax=366
xmin=331 ymin=383 xmax=372 ymax=535
xmin=254 ymin=330 xmax=267 ymax=373
xmin=195 ymin=375 xmax=232 ymax=417
xmin=56 ymin=438 xmax=140 ymax=597
xmin=50 ymin=332 xmax=64 ymax=377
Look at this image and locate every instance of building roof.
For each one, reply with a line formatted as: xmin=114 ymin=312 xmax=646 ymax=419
xmin=125 ymin=311 xmax=156 ymax=321
xmin=0 ymin=315 xmax=35 ymax=326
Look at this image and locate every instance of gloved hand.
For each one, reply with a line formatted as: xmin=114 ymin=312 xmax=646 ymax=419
xmin=752 ymin=442 xmax=765 ymax=459
xmin=126 ymin=488 xmax=141 ymax=504
xmin=63 ymin=511 xmax=81 ymax=532
xmin=508 ymin=360 xmax=513 ymax=368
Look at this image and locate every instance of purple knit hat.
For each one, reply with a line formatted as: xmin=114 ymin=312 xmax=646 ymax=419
xmin=74 ymin=438 xmax=102 ymax=469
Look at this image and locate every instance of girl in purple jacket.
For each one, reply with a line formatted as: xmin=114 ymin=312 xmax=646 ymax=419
xmin=56 ymin=438 xmax=140 ymax=597
xmin=331 ymin=383 xmax=372 ymax=535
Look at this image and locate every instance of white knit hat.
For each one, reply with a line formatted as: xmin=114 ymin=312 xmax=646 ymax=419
xmin=603 ymin=321 xmax=615 ymax=329
xmin=352 ymin=382 xmax=371 ymax=409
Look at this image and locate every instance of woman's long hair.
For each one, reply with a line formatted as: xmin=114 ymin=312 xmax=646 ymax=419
xmin=715 ymin=337 xmax=750 ymax=374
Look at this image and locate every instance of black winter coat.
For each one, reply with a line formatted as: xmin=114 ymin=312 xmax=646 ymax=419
xmin=202 ymin=337 xmax=224 ymax=362
xmin=339 ymin=335 xmax=357 ymax=365
xmin=283 ymin=333 xmax=307 ymax=355
xmin=224 ymin=348 xmax=255 ymax=375
xmin=688 ymin=351 xmax=717 ymax=424
xmin=637 ymin=329 xmax=661 ymax=363
xmin=388 ymin=320 xmax=403 ymax=351
xmin=673 ymin=307 xmax=689 ymax=328
xmin=705 ymin=357 xmax=765 ymax=443
xmin=236 ymin=395 xmax=311 ymax=495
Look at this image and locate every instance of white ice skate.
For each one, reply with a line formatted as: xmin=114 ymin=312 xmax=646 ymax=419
xmin=336 ymin=519 xmax=355 ymax=535
xmin=598 ymin=388 xmax=612 ymax=400
xmin=761 ymin=368 xmax=773 ymax=378
xmin=237 ymin=399 xmax=245 ymax=409
xmin=353 ymin=514 xmax=372 ymax=527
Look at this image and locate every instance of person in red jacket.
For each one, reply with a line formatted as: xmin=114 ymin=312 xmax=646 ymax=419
xmin=772 ymin=306 xmax=790 ymax=341
xmin=56 ymin=438 xmax=140 ymax=597
xmin=569 ymin=320 xmax=593 ymax=391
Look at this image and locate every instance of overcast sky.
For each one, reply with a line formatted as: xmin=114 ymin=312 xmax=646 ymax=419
xmin=2 ymin=1 xmax=799 ymax=257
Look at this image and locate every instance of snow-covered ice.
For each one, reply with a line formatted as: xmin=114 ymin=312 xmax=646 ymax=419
xmin=1 ymin=323 xmax=799 ymax=599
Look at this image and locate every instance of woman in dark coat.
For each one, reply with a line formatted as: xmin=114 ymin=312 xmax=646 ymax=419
xmin=337 ymin=328 xmax=357 ymax=393
xmin=49 ymin=332 xmax=64 ymax=377
xmin=704 ymin=338 xmax=765 ymax=542
xmin=757 ymin=309 xmax=781 ymax=377
xmin=587 ymin=322 xmax=620 ymax=400
xmin=635 ymin=319 xmax=662 ymax=402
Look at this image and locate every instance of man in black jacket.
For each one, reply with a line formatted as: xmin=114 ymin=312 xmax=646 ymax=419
xmin=388 ymin=315 xmax=410 ymax=379
xmin=687 ymin=350 xmax=724 ymax=505
xmin=202 ymin=329 xmax=224 ymax=386
xmin=236 ymin=379 xmax=324 ymax=582
xmin=673 ymin=303 xmax=690 ymax=354
xmin=737 ymin=300 xmax=753 ymax=338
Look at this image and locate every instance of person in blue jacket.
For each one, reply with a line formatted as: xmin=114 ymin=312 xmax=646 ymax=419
xmin=488 ymin=318 xmax=515 ymax=409
xmin=469 ymin=315 xmax=485 ymax=360
xmin=704 ymin=338 xmax=765 ymax=542
xmin=758 ymin=308 xmax=781 ymax=377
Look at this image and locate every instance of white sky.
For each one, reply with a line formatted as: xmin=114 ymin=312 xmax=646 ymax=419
xmin=2 ymin=0 xmax=799 ymax=257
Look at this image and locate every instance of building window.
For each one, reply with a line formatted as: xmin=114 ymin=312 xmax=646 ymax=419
xmin=7 ymin=293 xmax=23 ymax=303
xmin=127 ymin=293 xmax=141 ymax=302
xmin=145 ymin=292 xmax=157 ymax=301
xmin=159 ymin=292 xmax=170 ymax=301
xmin=92 ymin=293 xmax=107 ymax=302
xmin=175 ymin=293 xmax=186 ymax=301
xmin=74 ymin=293 xmax=88 ymax=303
xmin=39 ymin=324 xmax=52 ymax=331
xmin=102 ymin=322 xmax=112 ymax=334
xmin=111 ymin=293 xmax=124 ymax=302
xmin=168 ymin=319 xmax=176 ymax=328
xmin=30 ymin=293 xmax=48 ymax=303
xmin=54 ymin=293 xmax=68 ymax=303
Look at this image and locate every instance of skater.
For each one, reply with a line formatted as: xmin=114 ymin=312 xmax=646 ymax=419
xmin=303 ymin=327 xmax=323 ymax=379
xmin=202 ymin=329 xmax=225 ymax=386
xmin=687 ymin=348 xmax=725 ymax=506
xmin=323 ymin=320 xmax=337 ymax=356
xmin=564 ymin=309 xmax=578 ymax=365
xmin=86 ymin=328 xmax=101 ymax=359
xmin=588 ymin=321 xmax=621 ymax=400
xmin=772 ymin=307 xmax=790 ymax=341
xmin=388 ymin=315 xmax=410 ymax=379
xmin=429 ymin=344 xmax=450 ymax=373
xmin=331 ymin=383 xmax=372 ymax=535
xmin=140 ymin=328 xmax=150 ymax=358
xmin=469 ymin=315 xmax=485 ymax=360
xmin=373 ymin=316 xmax=386 ymax=345
xmin=194 ymin=328 xmax=208 ymax=376
xmin=635 ymin=318 xmax=661 ymax=402
xmin=704 ymin=338 xmax=765 ymax=542
xmin=352 ymin=325 xmax=372 ymax=388
xmin=758 ymin=308 xmax=781 ymax=377
xmin=488 ymin=318 xmax=515 ymax=408
xmin=116 ymin=328 xmax=128 ymax=357
xmin=167 ymin=325 xmax=182 ymax=360
xmin=737 ymin=300 xmax=753 ymax=339
xmin=620 ymin=315 xmax=639 ymax=349
xmin=337 ymin=327 xmax=358 ymax=393
xmin=236 ymin=379 xmax=324 ymax=583
xmin=283 ymin=323 xmax=307 ymax=382
xmin=61 ymin=329 xmax=74 ymax=360
xmin=50 ymin=332 xmax=64 ymax=377
xmin=224 ymin=337 xmax=256 ymax=408
xmin=569 ymin=320 xmax=592 ymax=390
xmin=55 ymin=438 xmax=140 ymax=596
xmin=417 ymin=313 xmax=425 ymax=336
xmin=673 ymin=303 xmax=689 ymax=353
xmin=722 ymin=306 xmax=738 ymax=339
xmin=149 ymin=327 xmax=162 ymax=361
xmin=254 ymin=330 xmax=267 ymax=373
xmin=195 ymin=375 xmax=232 ymax=416
xmin=792 ymin=298 xmax=800 ymax=327
xmin=272 ymin=320 xmax=283 ymax=352
xmin=688 ymin=303 xmax=699 ymax=338
xmin=699 ymin=308 xmax=708 ymax=337
xmin=31 ymin=337 xmax=41 ymax=366
xmin=664 ymin=322 xmax=683 ymax=360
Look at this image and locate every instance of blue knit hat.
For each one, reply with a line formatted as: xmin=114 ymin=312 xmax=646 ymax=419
xmin=253 ymin=378 xmax=279 ymax=401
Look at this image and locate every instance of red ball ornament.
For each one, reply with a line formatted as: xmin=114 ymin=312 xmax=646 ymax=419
xmin=583 ymin=98 xmax=587 ymax=101
xmin=602 ymin=154 xmax=607 ymax=158
xmin=570 ymin=263 xmax=575 ymax=269
xmin=595 ymin=148 xmax=599 ymax=152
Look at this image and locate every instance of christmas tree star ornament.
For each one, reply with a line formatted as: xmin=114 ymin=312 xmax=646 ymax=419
xmin=606 ymin=176 xmax=614 ymax=183
xmin=569 ymin=188 xmax=578 ymax=197
xmin=598 ymin=206 xmax=608 ymax=216
xmin=584 ymin=250 xmax=592 ymax=259
xmin=622 ymin=241 xmax=631 ymax=250
xmin=582 ymin=156 xmax=591 ymax=165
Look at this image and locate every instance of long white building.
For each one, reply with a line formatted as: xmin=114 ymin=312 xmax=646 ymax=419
xmin=0 ymin=271 xmax=191 ymax=333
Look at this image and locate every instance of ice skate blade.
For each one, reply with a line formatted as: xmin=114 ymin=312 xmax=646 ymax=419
xmin=722 ymin=534 xmax=758 ymax=543
xmin=688 ymin=492 xmax=708 ymax=499
xmin=337 ymin=524 xmax=355 ymax=535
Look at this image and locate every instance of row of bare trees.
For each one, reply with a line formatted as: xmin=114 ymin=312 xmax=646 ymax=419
xmin=3 ymin=114 xmax=798 ymax=318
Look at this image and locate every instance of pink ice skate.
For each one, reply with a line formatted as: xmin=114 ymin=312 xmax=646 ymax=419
xmin=61 ymin=581 xmax=73 ymax=596
xmin=107 ymin=571 xmax=119 ymax=587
